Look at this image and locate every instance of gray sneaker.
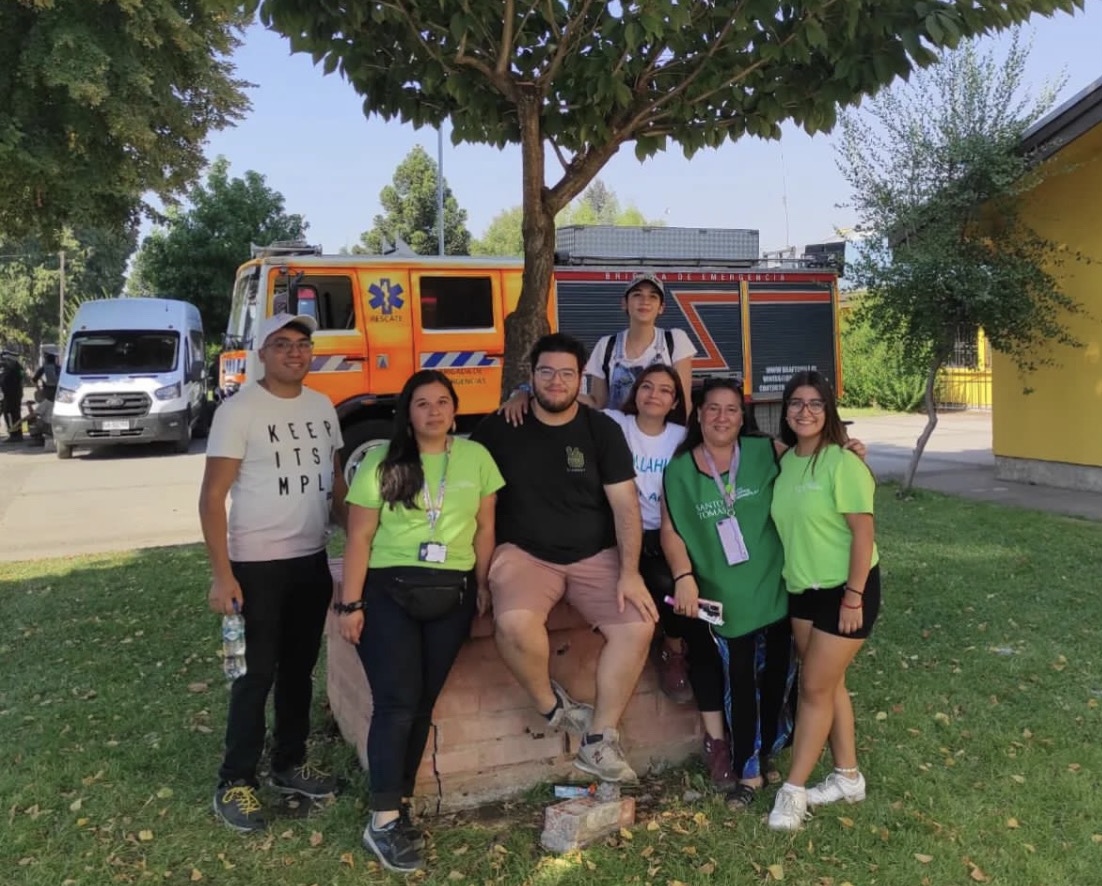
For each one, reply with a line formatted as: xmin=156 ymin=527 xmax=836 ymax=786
xmin=213 ymin=781 xmax=267 ymax=832
xmin=573 ymin=728 xmax=639 ymax=783
xmin=547 ymin=681 xmax=594 ymax=735
xmin=268 ymin=763 xmax=337 ymax=799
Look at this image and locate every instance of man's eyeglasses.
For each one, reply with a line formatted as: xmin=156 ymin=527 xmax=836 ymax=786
xmin=787 ymin=398 xmax=825 ymax=415
xmin=534 ymin=366 xmax=578 ymax=382
xmin=266 ymin=339 xmax=314 ymax=354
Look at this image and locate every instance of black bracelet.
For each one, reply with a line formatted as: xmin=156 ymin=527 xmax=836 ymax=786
xmin=331 ymin=599 xmax=365 ymax=614
xmin=673 ymin=572 xmax=694 ymax=584
xmin=844 ymin=585 xmax=864 ymax=596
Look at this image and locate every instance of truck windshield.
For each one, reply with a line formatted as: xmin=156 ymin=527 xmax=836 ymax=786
xmin=67 ymin=331 xmax=180 ymax=375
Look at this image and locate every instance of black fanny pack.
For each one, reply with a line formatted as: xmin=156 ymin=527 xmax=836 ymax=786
xmin=383 ymin=567 xmax=469 ymax=621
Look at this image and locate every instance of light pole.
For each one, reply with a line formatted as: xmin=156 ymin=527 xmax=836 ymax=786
xmin=437 ymin=125 xmax=445 ymax=256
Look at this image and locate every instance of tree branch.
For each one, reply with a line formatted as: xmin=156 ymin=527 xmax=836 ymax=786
xmin=496 ymin=0 xmax=516 ymax=76
xmin=548 ymin=137 xmax=572 ymax=174
xmin=540 ymin=0 xmax=597 ymax=94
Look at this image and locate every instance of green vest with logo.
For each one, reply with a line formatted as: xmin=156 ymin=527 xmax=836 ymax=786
xmin=662 ymin=435 xmax=787 ymax=638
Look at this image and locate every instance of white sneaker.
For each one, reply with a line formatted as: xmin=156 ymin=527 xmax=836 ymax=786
xmin=768 ymin=784 xmax=810 ymax=831
xmin=807 ymin=771 xmax=866 ymax=807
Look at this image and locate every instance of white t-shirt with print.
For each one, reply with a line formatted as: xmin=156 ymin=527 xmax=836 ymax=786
xmin=604 ymin=410 xmax=686 ymax=531
xmin=585 ymin=327 xmax=696 ymax=410
xmin=206 ymin=383 xmax=344 ymax=562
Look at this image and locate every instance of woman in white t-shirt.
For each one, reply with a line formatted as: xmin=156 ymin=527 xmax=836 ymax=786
xmin=605 ymin=365 xmax=735 ymax=791
xmin=586 ymin=274 xmax=696 ymax=411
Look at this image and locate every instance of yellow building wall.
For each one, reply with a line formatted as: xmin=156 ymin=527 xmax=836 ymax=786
xmin=992 ymin=123 xmax=1102 ymax=468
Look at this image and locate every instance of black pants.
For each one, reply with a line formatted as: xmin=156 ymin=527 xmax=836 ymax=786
xmin=715 ymin=616 xmax=796 ymax=780
xmin=218 ymin=550 xmax=333 ymax=785
xmin=639 ymin=530 xmax=724 ymax=712
xmin=356 ymin=567 xmax=476 ymax=812
xmin=2 ymin=390 xmax=20 ymax=432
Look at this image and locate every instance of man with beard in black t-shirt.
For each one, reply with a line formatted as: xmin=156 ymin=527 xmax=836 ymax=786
xmin=473 ymin=333 xmax=659 ymax=783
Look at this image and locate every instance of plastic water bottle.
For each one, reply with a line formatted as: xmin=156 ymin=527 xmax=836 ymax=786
xmin=221 ymin=603 xmax=247 ymax=681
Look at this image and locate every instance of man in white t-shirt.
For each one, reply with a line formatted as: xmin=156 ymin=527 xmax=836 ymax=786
xmin=585 ymin=275 xmax=697 ymax=411
xmin=199 ymin=312 xmax=347 ymax=833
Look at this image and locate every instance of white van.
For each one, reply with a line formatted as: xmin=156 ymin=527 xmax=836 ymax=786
xmin=52 ymin=298 xmax=206 ymax=459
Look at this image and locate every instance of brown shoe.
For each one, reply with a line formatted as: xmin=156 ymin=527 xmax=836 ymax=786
xmin=656 ymin=645 xmax=693 ymax=704
xmin=702 ymin=734 xmax=739 ymax=792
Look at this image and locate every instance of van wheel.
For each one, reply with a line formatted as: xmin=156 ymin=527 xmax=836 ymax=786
xmin=56 ymin=442 xmax=73 ymax=460
xmin=173 ymin=415 xmax=192 ymax=454
xmin=340 ymin=419 xmax=393 ymax=486
xmin=193 ymin=400 xmax=214 ymax=439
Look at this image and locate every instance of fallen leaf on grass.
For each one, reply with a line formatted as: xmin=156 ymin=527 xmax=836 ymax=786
xmin=1068 ymin=763 xmax=1081 ymax=773
xmin=768 ymin=863 xmax=785 ymax=880
xmin=452 ymin=845 xmax=469 ymax=855
xmin=933 ymin=712 xmax=951 ymax=726
xmin=309 ymin=831 xmax=323 ymax=847
xmin=69 ymin=798 xmax=82 ymax=812
xmin=1010 ymin=775 xmax=1026 ymax=784
xmin=692 ymin=811 xmax=709 ymax=826
xmin=447 ymin=872 xmax=465 ymax=881
xmin=837 ymin=816 xmax=854 ymax=828
xmin=190 ymin=869 xmax=203 ymax=882
xmin=187 ymin=682 xmax=209 ymax=693
xmin=875 ymin=711 xmax=888 ymax=721
xmin=1091 ymin=835 xmax=1102 ymax=844
xmin=1006 ymin=818 xmax=1019 ymax=829
xmin=640 ymin=846 xmax=654 ymax=859
xmin=620 ymin=827 xmax=633 ymax=840
xmin=156 ymin=788 xmax=173 ymax=799
xmin=699 ymin=861 xmax=716 ymax=875
xmin=76 ymin=817 xmax=89 ymax=827
xmin=682 ymin=845 xmax=697 ymax=856
xmin=646 ymin=819 xmax=660 ymax=831
xmin=138 ymin=830 xmax=154 ymax=842
xmin=914 ymin=854 xmax=933 ymax=863
xmin=339 ymin=852 xmax=355 ymax=867
xmin=969 ymin=864 xmax=990 ymax=882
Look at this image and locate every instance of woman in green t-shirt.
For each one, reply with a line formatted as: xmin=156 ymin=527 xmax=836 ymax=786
xmin=660 ymin=378 xmax=795 ymax=812
xmin=767 ymin=371 xmax=880 ymax=832
xmin=334 ymin=370 xmax=504 ymax=873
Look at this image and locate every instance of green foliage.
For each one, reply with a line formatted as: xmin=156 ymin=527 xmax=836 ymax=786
xmin=245 ymin=0 xmax=1085 ymax=390
xmin=839 ymin=34 xmax=1083 ymax=383
xmin=0 ymin=227 xmax=135 ymax=352
xmin=0 ymin=0 xmax=251 ymax=242
xmin=471 ymin=206 xmax=524 ymax=257
xmin=839 ymin=311 xmax=928 ymax=412
xmin=354 ymin=146 xmax=471 ymax=256
xmin=557 ymin=179 xmax=665 ymax=228
xmin=128 ymin=158 xmax=307 ymax=337
xmin=471 ymin=181 xmax=663 ymax=256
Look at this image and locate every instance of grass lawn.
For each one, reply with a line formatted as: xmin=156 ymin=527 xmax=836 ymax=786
xmin=2 ymin=489 xmax=1100 ymax=885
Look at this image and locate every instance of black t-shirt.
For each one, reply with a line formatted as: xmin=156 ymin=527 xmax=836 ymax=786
xmin=472 ymin=405 xmax=635 ymax=564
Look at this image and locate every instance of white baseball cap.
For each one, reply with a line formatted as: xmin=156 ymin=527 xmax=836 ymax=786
xmin=258 ymin=312 xmax=318 ymax=346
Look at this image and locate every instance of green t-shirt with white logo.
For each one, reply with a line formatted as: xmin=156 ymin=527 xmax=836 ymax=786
xmin=346 ymin=437 xmax=505 ymax=571
xmin=662 ymin=435 xmax=787 ymax=638
xmin=770 ymin=444 xmax=879 ymax=593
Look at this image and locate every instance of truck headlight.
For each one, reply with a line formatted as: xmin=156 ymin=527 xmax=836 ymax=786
xmin=56 ymin=387 xmax=76 ymax=404
xmin=154 ymin=382 xmax=181 ymax=400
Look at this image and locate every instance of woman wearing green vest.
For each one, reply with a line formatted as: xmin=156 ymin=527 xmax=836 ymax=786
xmin=660 ymin=377 xmax=794 ymax=811
xmin=767 ymin=371 xmax=880 ymax=832
xmin=335 ymin=370 xmax=505 ymax=873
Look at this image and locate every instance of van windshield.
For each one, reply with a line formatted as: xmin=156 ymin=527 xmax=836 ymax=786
xmin=67 ymin=331 xmax=180 ymax=375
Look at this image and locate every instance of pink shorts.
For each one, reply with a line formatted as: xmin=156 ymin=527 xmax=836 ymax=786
xmin=488 ymin=544 xmax=646 ymax=627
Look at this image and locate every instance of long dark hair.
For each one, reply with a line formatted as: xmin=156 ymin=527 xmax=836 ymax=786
xmin=778 ymin=370 xmax=847 ymax=472
xmin=620 ymin=364 xmax=687 ymax=426
xmin=378 ymin=370 xmax=459 ymax=509
xmin=674 ymin=376 xmax=746 ymax=457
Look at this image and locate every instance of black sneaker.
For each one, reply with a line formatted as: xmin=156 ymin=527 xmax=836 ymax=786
xmin=213 ymin=781 xmax=267 ymax=832
xmin=268 ymin=763 xmax=337 ymax=799
xmin=399 ymin=803 xmax=425 ymax=850
xmin=363 ymin=818 xmax=425 ymax=873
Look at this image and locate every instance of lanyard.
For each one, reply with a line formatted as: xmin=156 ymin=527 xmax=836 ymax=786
xmin=701 ymin=444 xmax=740 ymax=517
xmin=421 ymin=442 xmax=451 ymax=537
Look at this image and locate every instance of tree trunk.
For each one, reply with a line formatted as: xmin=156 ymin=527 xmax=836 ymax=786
xmin=900 ymin=355 xmax=944 ymax=495
xmin=501 ymin=86 xmax=554 ymax=399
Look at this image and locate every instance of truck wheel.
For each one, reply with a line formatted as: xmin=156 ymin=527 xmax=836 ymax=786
xmin=193 ymin=399 xmax=215 ymax=439
xmin=340 ymin=419 xmax=392 ymax=486
xmin=56 ymin=442 xmax=73 ymax=460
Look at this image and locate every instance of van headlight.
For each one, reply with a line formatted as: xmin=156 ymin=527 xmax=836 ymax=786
xmin=154 ymin=382 xmax=181 ymax=401
xmin=56 ymin=387 xmax=76 ymax=404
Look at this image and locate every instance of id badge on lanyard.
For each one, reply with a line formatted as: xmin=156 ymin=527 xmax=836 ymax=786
xmin=418 ymin=445 xmax=450 ymax=563
xmin=701 ymin=445 xmax=750 ymax=566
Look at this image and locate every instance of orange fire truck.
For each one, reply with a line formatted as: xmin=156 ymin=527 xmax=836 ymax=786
xmin=219 ymin=231 xmax=842 ymax=480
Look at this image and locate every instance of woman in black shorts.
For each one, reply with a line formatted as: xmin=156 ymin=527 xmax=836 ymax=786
xmin=765 ymin=371 xmax=881 ymax=831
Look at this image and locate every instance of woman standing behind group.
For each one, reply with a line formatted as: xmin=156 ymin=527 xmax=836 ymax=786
xmin=767 ymin=371 xmax=880 ymax=831
xmin=336 ymin=370 xmax=504 ymax=873
xmin=660 ymin=378 xmax=795 ymax=810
